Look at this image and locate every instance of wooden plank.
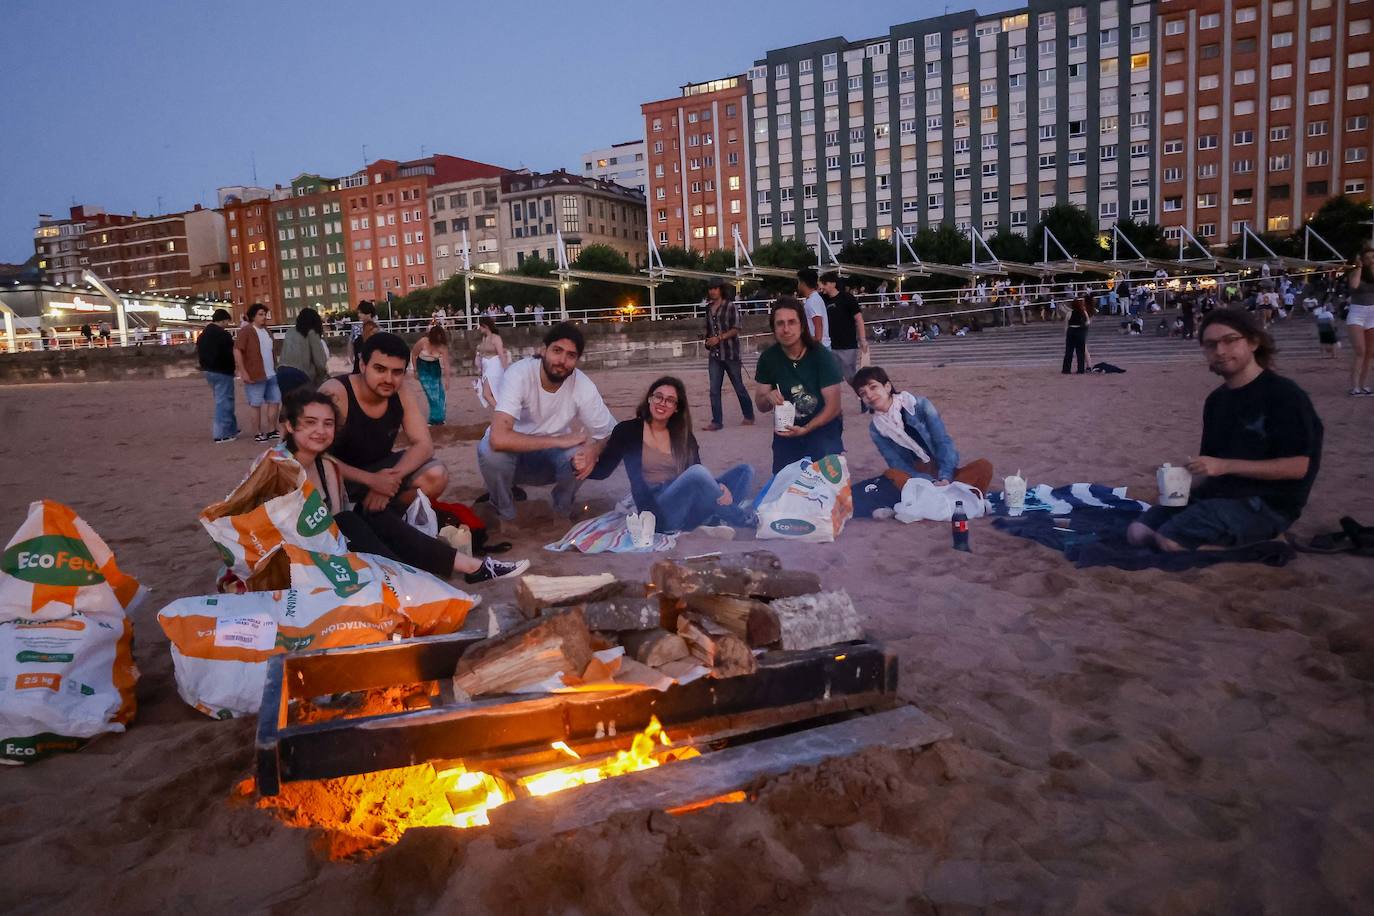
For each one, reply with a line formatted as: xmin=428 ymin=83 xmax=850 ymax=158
xmin=281 ymin=630 xmax=485 ymax=701
xmin=487 ymin=705 xmax=952 ymax=845
xmin=254 ymin=654 xmax=288 ymax=797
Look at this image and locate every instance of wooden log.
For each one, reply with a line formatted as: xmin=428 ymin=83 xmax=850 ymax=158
xmin=620 ymin=629 xmax=690 ymax=668
xmin=769 ymin=590 xmax=863 ymax=651
xmin=452 ymin=607 xmax=593 ymax=700
xmin=655 ymin=658 xmax=711 ymax=683
xmin=650 ymin=560 xmax=821 ymax=603
xmin=515 ymin=573 xmax=625 ymax=617
xmin=677 ymin=613 xmax=757 ymax=678
xmin=679 ymin=550 xmax=782 ymax=572
xmin=684 ymin=594 xmax=781 ymax=648
xmin=559 ymin=597 xmax=661 ymax=633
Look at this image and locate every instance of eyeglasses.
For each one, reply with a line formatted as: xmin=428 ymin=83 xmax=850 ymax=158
xmin=649 ymin=394 xmax=679 ymax=407
xmin=1200 ymin=333 xmax=1246 ymax=351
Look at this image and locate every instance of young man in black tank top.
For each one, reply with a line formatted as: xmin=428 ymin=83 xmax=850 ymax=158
xmin=318 ymin=332 xmax=448 ymax=513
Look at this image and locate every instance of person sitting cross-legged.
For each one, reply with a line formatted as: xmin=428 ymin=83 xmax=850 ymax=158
xmin=1127 ymin=308 xmax=1323 ymax=552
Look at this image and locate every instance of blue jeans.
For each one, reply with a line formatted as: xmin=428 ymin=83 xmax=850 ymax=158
xmin=708 ymin=358 xmax=754 ymax=426
xmin=476 ymin=433 xmax=581 ymax=521
xmin=652 ymin=464 xmax=754 ymax=532
xmin=1138 ymin=497 xmax=1291 ymax=549
xmin=205 ymin=371 xmax=238 ymax=440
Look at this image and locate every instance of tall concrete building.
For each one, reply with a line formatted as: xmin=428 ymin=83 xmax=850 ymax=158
xmin=582 ymin=140 xmax=648 ymax=193
xmin=428 ymin=174 xmax=507 ymax=282
xmin=84 ymin=205 xmax=228 ymax=296
xmin=1156 ymin=0 xmax=1374 ymax=247
xmin=642 ymin=76 xmax=753 ymax=253
xmin=272 ymin=174 xmax=353 ymax=318
xmin=498 ymin=170 xmax=647 ymax=270
xmin=747 ymin=1 xmax=1156 ymax=249
xmin=32 ymin=206 xmax=132 ymax=286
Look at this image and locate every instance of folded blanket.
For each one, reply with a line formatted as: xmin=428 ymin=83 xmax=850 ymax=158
xmin=993 ymin=507 xmax=1295 ymax=570
xmin=985 ymin=483 xmax=1149 ymax=517
xmin=545 ymin=510 xmax=678 ymax=554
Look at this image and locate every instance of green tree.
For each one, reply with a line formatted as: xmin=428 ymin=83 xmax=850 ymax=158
xmin=1303 ymin=194 xmax=1374 ymax=260
xmin=986 ymin=229 xmax=1034 ymax=263
xmin=567 ymin=244 xmax=644 ymax=316
xmin=1111 ymin=218 xmax=1172 ymax=260
xmin=750 ymin=238 xmax=814 ymax=294
xmin=1222 ymin=231 xmax=1299 ymax=260
xmin=654 ymin=245 xmax=706 ymax=307
xmin=837 ymin=237 xmax=896 ymax=269
xmin=1032 ymin=204 xmax=1107 ymax=259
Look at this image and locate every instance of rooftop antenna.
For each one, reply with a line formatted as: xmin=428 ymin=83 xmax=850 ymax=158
xmin=362 ymin=144 xmax=369 ymax=167
xmin=251 ymin=150 xmax=258 ymax=185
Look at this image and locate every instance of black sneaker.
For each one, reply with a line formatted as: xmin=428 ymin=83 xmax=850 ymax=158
xmin=214 ymin=434 xmax=239 ymax=444
xmin=464 ymin=556 xmax=530 ymax=584
xmin=265 ymin=430 xmax=280 ymax=440
xmin=254 ymin=433 xmax=271 ymax=442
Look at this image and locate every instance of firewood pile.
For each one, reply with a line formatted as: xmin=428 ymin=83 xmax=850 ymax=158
xmin=450 ymin=551 xmax=863 ymax=702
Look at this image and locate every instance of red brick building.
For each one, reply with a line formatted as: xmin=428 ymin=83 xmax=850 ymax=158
xmin=222 ymin=190 xmax=283 ymax=318
xmin=32 ymin=206 xmax=133 ymax=286
xmin=1157 ymin=0 xmax=1374 ymax=247
xmin=642 ymin=76 xmax=753 ymax=254
xmin=84 ymin=205 xmax=227 ymax=297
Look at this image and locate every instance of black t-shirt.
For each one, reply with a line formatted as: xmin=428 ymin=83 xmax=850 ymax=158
xmin=1194 ymin=370 xmax=1323 ymax=520
xmin=196 ymin=322 xmax=235 ymax=374
xmin=824 ymin=292 xmax=862 ymax=350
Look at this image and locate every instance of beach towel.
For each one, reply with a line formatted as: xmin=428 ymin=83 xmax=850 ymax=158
xmin=994 ymin=507 xmax=1295 ymax=570
xmin=545 ymin=510 xmax=678 ymax=554
xmin=985 ymin=483 xmax=1149 ymax=517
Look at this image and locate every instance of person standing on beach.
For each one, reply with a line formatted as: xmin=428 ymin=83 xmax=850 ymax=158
xmin=818 ymin=271 xmax=867 ymax=386
xmin=197 ymin=308 xmax=239 ymax=443
xmin=350 ymin=300 xmax=378 ymax=374
xmin=1127 ymin=308 xmax=1323 ymax=552
xmin=796 ymin=268 xmax=830 ymax=349
xmin=753 ymin=296 xmax=845 ymax=473
xmin=1062 ymin=296 xmax=1091 ymax=374
xmin=702 ymin=278 xmax=754 ymax=431
xmin=233 ymin=303 xmax=282 ymax=442
xmin=1344 ymin=245 xmax=1374 ymax=396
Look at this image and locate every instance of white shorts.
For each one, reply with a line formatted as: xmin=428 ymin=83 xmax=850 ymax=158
xmin=1348 ymin=304 xmax=1374 ymax=329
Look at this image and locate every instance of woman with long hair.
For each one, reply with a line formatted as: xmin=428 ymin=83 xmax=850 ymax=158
xmin=411 ymin=324 xmax=450 ymax=425
xmin=474 ymin=316 xmax=510 ymax=409
xmin=1062 ymin=294 xmax=1093 ymax=374
xmin=1345 ymin=245 xmax=1374 ymax=395
xmin=587 ymin=376 xmax=755 ymax=534
xmin=276 ymin=390 xmax=528 ymax=583
xmin=277 ymin=307 xmax=329 ymax=397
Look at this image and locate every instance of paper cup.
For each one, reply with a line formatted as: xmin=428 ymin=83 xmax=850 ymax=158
xmin=1003 ymin=474 xmax=1026 ymax=514
xmin=1156 ymin=464 xmax=1191 ymax=507
xmin=773 ymin=401 xmax=796 ymax=433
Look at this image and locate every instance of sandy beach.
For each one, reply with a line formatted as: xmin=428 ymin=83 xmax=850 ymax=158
xmin=1 ymin=347 xmax=1372 ymax=914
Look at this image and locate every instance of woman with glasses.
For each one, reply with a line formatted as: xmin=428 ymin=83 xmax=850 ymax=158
xmin=587 ymin=376 xmax=755 ymax=534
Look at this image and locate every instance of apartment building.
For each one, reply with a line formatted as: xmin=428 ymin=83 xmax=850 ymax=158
xmin=747 ymin=0 xmax=1156 ymax=249
xmin=498 ymin=170 xmax=648 ymax=269
xmin=642 ymin=76 xmax=753 ymax=253
xmin=84 ymin=205 xmax=227 ymax=296
xmin=269 ymin=174 xmax=353 ymax=317
xmin=582 ymin=140 xmax=648 ymax=193
xmin=221 ymin=187 xmax=284 ymax=317
xmin=1156 ymin=0 xmax=1374 ymax=246
xmin=32 ymin=206 xmax=133 ymax=286
xmin=428 ymin=174 xmax=506 ymax=282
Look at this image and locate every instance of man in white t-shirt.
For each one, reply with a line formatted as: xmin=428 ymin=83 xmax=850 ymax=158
xmin=796 ymin=267 xmax=830 ymax=348
xmin=476 ymin=322 xmax=615 ymax=523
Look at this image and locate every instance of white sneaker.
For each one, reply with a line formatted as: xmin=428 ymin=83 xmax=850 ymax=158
xmin=699 ymin=524 xmax=736 ymax=540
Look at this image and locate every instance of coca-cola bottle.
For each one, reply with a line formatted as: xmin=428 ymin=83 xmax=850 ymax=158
xmin=951 ymin=500 xmax=970 ymax=552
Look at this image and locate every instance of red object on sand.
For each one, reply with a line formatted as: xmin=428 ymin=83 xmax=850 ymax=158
xmin=432 ymin=500 xmax=486 ymax=532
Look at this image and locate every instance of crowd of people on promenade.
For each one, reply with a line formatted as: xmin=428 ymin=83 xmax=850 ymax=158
xmin=187 ymin=248 xmax=1374 ymax=590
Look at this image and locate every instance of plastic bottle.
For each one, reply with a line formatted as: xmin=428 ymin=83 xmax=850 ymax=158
xmin=951 ymin=500 xmax=970 ymax=552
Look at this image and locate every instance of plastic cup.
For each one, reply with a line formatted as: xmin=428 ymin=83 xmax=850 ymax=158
xmin=773 ymin=401 xmax=796 ymax=433
xmin=1156 ymin=464 xmax=1191 ymax=507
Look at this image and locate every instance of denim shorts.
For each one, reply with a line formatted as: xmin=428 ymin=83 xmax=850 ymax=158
xmin=244 ymin=375 xmax=281 ymax=406
xmin=1139 ymin=496 xmax=1291 ymax=549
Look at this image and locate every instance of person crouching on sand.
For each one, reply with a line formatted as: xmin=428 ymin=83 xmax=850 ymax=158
xmin=586 ymin=376 xmax=755 ymax=536
xmin=1127 ymin=308 xmax=1323 ymax=552
xmin=278 ymin=390 xmax=529 ymax=584
xmin=851 ymin=366 xmax=993 ymax=492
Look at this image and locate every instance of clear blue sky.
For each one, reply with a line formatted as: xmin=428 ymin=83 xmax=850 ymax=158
xmin=0 ymin=0 xmax=1017 ymax=263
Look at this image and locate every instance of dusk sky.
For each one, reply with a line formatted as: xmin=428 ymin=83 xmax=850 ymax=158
xmin=0 ymin=0 xmax=1020 ymax=263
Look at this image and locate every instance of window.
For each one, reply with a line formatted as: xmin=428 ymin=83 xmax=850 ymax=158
xmin=823 ymin=52 xmax=837 ymax=68
xmin=1165 ymin=19 xmax=1185 ymax=35
xmin=1349 ymin=115 xmax=1370 ymax=132
xmin=1310 ymin=89 xmax=1331 ymax=105
xmin=1039 ymin=125 xmax=1056 ymax=140
xmin=1200 ymin=13 xmax=1220 ymax=28
xmin=1164 ymin=167 xmax=1182 ymax=182
xmin=1198 ymin=163 xmax=1218 ymax=179
xmin=1200 ymin=105 xmax=1219 ymax=121
xmin=1198 ymin=75 xmax=1219 ymax=91
xmin=1235 ymin=7 xmax=1256 ymax=23
xmin=1349 ymin=84 xmax=1371 ymax=101
xmin=823 ymin=79 xmax=837 ymax=95
xmin=1271 ymin=95 xmax=1292 ymax=111
xmin=1197 ymin=224 xmax=1217 ymax=239
xmin=1164 ymin=110 xmax=1184 ymax=125
xmin=1235 ymin=100 xmax=1255 ymax=116
xmin=927 ymin=193 xmax=943 ymax=210
xmin=1164 ymin=139 xmax=1184 ymax=154
xmin=1234 ymin=69 xmax=1255 ymax=85
xmin=1353 ymin=19 xmax=1373 ymax=37
xmin=1165 ymin=80 xmax=1185 ymax=96
xmin=1307 ymin=180 xmax=1330 ymax=197
xmin=1272 ymin=31 xmax=1293 ymax=48
xmin=1197 ymin=134 xmax=1218 ymax=150
xmin=1348 ymin=148 xmax=1369 ymax=163
xmin=1163 ymin=197 xmax=1183 ymax=212
xmin=1130 ymin=142 xmax=1150 ymax=159
xmin=1038 ymin=154 xmax=1056 ymax=169
xmin=1311 ymin=25 xmax=1332 ymax=41
xmin=1269 ymin=154 xmax=1292 ymax=171
xmin=1266 ymin=216 xmax=1290 ymax=233
xmin=1270 ymin=125 xmax=1291 ymax=142
xmin=1100 ymin=201 xmax=1118 ymax=218
xmin=1271 ymin=63 xmax=1292 ymax=80
xmin=1347 ymin=180 xmax=1369 ymax=196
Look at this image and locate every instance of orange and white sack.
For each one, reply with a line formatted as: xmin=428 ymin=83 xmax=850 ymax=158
xmin=0 ymin=615 xmax=137 ymax=763
xmin=755 ymin=454 xmax=854 ymax=543
xmin=200 ymin=447 xmax=346 ymax=581
xmin=157 ymin=583 xmax=403 ymax=719
xmin=280 ymin=545 xmax=479 ymax=638
xmin=0 ymin=501 xmax=141 ymax=763
xmin=0 ymin=500 xmax=145 ymax=621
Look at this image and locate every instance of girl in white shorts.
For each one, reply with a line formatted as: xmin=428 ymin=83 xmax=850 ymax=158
xmin=1347 ymin=246 xmax=1374 ymax=396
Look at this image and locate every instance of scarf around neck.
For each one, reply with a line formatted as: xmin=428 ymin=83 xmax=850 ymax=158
xmin=872 ymin=390 xmax=929 ymax=463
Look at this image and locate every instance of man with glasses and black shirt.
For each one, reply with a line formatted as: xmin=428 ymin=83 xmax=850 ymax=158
xmin=1127 ymin=309 xmax=1322 ymax=552
xmin=818 ymin=271 xmax=867 ymax=386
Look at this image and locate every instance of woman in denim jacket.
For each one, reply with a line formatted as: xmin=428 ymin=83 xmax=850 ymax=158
xmin=851 ymin=365 xmax=993 ymax=492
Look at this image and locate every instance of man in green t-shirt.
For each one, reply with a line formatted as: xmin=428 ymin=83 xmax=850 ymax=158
xmin=754 ymin=297 xmax=845 ymax=473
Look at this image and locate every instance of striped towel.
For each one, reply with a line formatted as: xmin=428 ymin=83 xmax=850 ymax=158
xmin=545 ymin=510 xmax=679 ymax=554
xmin=985 ymin=483 xmax=1148 ymax=517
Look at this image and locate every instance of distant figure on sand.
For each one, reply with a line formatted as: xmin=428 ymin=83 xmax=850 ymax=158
xmin=233 ymin=303 xmax=281 ymax=442
xmin=411 ymin=324 xmax=451 ymax=425
xmin=702 ymin=277 xmax=754 ymax=431
xmin=1128 ymin=309 xmax=1323 ymax=552
xmin=477 ymin=323 xmax=615 ymax=525
xmin=588 ymin=376 xmax=755 ymax=534
xmin=473 ymin=317 xmax=509 ymax=410
xmin=318 ymin=332 xmax=449 ymax=513
xmin=350 ymin=300 xmax=378 ymax=374
xmin=1062 ymin=296 xmax=1092 ymax=374
xmin=851 ymin=366 xmax=993 ymax=492
xmin=196 ymin=308 xmax=239 ymax=443
xmin=754 ymin=297 xmax=845 ymax=473
xmin=279 ymin=391 xmax=527 ymax=584
xmin=1344 ymin=245 xmax=1374 ymax=396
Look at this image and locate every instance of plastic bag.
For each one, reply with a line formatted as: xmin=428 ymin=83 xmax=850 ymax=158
xmin=894 ymin=479 xmax=986 ymax=523
xmin=404 ymin=491 xmax=438 ymax=537
xmin=755 ymin=455 xmax=853 ymax=543
xmin=157 ymin=582 xmax=404 ymax=718
xmin=199 ymin=447 xmax=346 ymax=581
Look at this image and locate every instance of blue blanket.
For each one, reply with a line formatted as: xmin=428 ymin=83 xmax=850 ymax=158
xmin=985 ymin=483 xmax=1149 ymax=517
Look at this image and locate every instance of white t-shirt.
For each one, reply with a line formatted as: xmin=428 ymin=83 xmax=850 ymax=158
xmin=255 ymin=326 xmax=276 ymax=377
xmin=802 ymin=291 xmax=831 ymax=348
xmin=494 ymin=358 xmax=615 ymax=439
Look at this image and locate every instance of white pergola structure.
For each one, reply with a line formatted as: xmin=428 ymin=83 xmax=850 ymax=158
xmin=82 ymin=270 xmax=130 ymax=346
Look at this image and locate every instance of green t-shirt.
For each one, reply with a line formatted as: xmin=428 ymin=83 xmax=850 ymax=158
xmin=754 ymin=343 xmax=842 ymax=428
